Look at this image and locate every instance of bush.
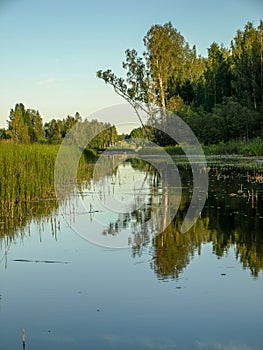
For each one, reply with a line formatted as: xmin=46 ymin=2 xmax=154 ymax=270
xmin=242 ymin=139 xmax=263 ymax=156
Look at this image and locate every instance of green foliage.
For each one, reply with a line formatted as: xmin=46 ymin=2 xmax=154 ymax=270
xmin=0 ymin=128 xmax=11 ymax=140
xmin=7 ymin=104 xmax=30 ymax=143
xmin=138 ymin=146 xmax=166 ymax=156
xmin=44 ymin=113 xmax=82 ymax=144
xmin=87 ymin=123 xmax=118 ymax=149
xmin=209 ymin=97 xmax=260 ymax=142
xmin=98 ymin=20 xmax=263 ymax=149
xmin=130 ymin=126 xmax=154 ymax=140
xmin=82 ymin=148 xmax=97 ymax=160
xmin=0 ymin=143 xmax=59 ymax=205
xmin=231 ymin=21 xmax=263 ymax=111
xmin=138 ymin=145 xmax=184 ymax=156
xmin=136 ymin=138 xmax=263 ymax=156
xmin=164 ymin=146 xmax=185 ymax=155
xmin=24 ymin=109 xmax=45 ymax=142
xmin=144 ymin=22 xmax=191 ymax=109
xmin=129 ymin=125 xmax=177 ymax=147
xmin=97 ymin=51 xmax=151 ymax=129
xmin=202 ymin=140 xmax=244 ymax=155
xmin=0 ymin=143 xmax=98 ymax=239
xmin=177 ymin=97 xmax=262 ymax=146
xmin=44 ymin=119 xmax=63 ymax=144
xmin=4 ymin=105 xmax=117 ymax=149
xmin=7 ymin=103 xmax=46 ymax=143
xmin=202 ymin=42 xmax=232 ymax=110
xmin=242 ymin=139 xmax=263 ymax=156
xmin=2 ymin=20 xmax=263 ymax=152
xmin=202 ymin=138 xmax=263 ymax=156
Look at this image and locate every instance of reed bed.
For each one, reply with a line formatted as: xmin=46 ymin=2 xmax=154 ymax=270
xmin=0 ymin=142 xmax=96 ymax=240
xmin=0 ymin=143 xmax=59 ymax=204
xmin=0 ymin=143 xmax=60 ymax=238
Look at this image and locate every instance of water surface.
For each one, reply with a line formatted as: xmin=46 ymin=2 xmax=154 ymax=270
xmin=0 ymin=156 xmax=263 ymax=350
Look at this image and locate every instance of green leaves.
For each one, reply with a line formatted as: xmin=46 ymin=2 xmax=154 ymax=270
xmin=231 ymin=20 xmax=263 ymax=111
xmin=97 ymin=20 xmax=263 ymax=146
xmin=8 ymin=104 xmax=30 ymax=143
xmin=7 ymin=104 xmax=45 ymax=143
xmin=144 ymin=22 xmax=190 ymax=109
xmin=97 ymin=50 xmax=152 ymax=106
xmin=97 ymin=22 xmax=205 ymax=114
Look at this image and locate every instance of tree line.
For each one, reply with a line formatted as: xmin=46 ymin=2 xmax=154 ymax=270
xmin=0 ymin=103 xmax=118 ymax=149
xmin=98 ymin=20 xmax=263 ymax=145
xmin=1 ymin=21 xmax=262 ymax=148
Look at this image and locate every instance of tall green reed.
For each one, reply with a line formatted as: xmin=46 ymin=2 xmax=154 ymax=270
xmin=0 ymin=143 xmax=60 ymax=239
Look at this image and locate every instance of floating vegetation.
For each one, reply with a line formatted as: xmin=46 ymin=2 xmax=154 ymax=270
xmin=12 ymin=259 xmax=68 ymax=264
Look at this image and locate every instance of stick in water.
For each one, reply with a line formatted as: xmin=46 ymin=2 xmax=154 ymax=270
xmin=22 ymin=328 xmax=26 ymax=350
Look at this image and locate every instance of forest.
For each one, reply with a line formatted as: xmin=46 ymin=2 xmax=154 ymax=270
xmin=1 ymin=20 xmax=263 ymax=154
xmin=98 ymin=20 xmax=263 ymax=153
xmin=0 ymin=103 xmax=118 ymax=150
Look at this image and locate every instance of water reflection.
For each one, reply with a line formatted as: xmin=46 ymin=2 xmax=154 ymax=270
xmin=1 ymin=156 xmax=263 ymax=279
xmin=61 ymin=158 xmax=164 ymax=248
xmin=64 ymin=157 xmax=263 ymax=278
xmin=151 ymin=162 xmax=263 ymax=279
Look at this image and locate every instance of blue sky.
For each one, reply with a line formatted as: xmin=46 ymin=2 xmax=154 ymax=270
xmin=0 ymin=0 xmax=262 ymax=128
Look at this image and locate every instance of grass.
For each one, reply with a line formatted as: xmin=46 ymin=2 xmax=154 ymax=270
xmin=138 ymin=145 xmax=184 ymax=156
xmin=0 ymin=142 xmax=96 ymax=239
xmin=138 ymin=139 xmax=263 ymax=157
xmin=0 ymin=142 xmax=59 ymax=204
xmin=242 ymin=139 xmax=263 ymax=156
xmin=0 ymin=143 xmax=97 ymax=202
xmin=0 ymin=142 xmax=61 ymax=239
xmin=202 ymin=139 xmax=263 ymax=156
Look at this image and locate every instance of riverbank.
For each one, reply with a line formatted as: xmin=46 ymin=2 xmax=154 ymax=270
xmin=115 ymin=138 xmax=263 ymax=157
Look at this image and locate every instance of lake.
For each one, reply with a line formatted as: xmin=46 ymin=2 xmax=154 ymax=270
xmin=0 ymin=155 xmax=263 ymax=350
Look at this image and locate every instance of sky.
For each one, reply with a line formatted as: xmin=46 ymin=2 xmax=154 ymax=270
xmin=0 ymin=0 xmax=262 ymax=129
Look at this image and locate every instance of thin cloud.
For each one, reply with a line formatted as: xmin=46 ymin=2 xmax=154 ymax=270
xmin=37 ymin=77 xmax=57 ymax=86
xmin=103 ymin=334 xmax=177 ymax=349
xmin=196 ymin=340 xmax=260 ymax=350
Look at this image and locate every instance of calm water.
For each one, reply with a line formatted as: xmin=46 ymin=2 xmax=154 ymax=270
xmin=0 ymin=156 xmax=263 ymax=350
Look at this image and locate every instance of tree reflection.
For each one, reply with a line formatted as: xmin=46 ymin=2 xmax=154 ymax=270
xmin=150 ymin=165 xmax=263 ymax=279
xmin=1 ymin=154 xmax=263 ymax=279
xmin=99 ymin=160 xmax=263 ymax=279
